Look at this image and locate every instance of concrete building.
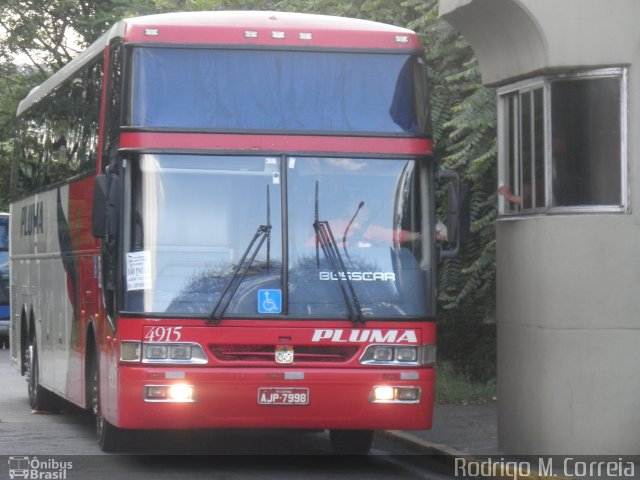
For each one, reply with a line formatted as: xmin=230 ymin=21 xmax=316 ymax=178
xmin=439 ymin=0 xmax=640 ymax=454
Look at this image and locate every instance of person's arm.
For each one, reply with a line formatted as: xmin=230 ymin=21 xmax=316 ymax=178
xmin=364 ymin=224 xmax=420 ymax=243
xmin=498 ymin=185 xmax=522 ymax=205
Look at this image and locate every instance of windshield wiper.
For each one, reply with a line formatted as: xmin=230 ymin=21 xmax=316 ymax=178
xmin=207 ymin=186 xmax=271 ymax=324
xmin=313 ymin=181 xmax=364 ymax=326
xmin=206 ymin=224 xmax=271 ymax=324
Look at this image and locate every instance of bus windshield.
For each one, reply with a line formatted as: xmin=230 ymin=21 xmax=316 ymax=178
xmin=123 ymin=155 xmax=432 ymax=319
xmin=129 ymin=48 xmax=422 ymax=134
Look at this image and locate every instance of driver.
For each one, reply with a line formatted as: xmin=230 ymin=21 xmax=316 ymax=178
xmin=307 ymin=199 xmax=420 ymax=248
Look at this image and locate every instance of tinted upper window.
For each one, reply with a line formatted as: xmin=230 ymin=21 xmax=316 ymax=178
xmin=129 ymin=48 xmax=424 ymax=134
xmin=12 ymin=59 xmax=102 ymax=199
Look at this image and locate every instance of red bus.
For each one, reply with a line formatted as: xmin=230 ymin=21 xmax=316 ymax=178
xmin=10 ymin=11 xmax=463 ymax=453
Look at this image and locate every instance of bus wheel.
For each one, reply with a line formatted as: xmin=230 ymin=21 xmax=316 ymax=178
xmin=26 ymin=341 xmax=61 ymax=413
xmin=329 ymin=429 xmax=374 ymax=455
xmin=88 ymin=355 xmax=124 ymax=452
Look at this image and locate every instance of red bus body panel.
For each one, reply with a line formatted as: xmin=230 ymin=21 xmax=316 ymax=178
xmin=120 ymin=132 xmax=433 ymax=156
xmin=111 ymin=319 xmax=435 ymax=430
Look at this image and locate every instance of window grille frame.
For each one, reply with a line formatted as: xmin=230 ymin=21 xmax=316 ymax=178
xmin=497 ymin=67 xmax=628 ymax=217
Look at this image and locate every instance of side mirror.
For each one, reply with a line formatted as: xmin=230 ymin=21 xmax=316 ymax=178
xmin=92 ymin=173 xmax=121 ymax=240
xmin=438 ymin=169 xmax=470 ymax=258
xmin=92 ymin=174 xmax=108 ymax=238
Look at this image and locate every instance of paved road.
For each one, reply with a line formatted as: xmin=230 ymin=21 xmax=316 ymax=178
xmin=0 ymin=346 xmax=452 ymax=480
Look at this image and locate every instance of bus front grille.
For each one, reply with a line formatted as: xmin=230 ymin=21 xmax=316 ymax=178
xmin=209 ymin=345 xmax=359 ymax=364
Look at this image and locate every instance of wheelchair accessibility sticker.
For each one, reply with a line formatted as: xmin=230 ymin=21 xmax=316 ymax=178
xmin=258 ymin=289 xmax=282 ymax=314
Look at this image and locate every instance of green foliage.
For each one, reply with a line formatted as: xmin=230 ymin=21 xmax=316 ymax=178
xmin=0 ymin=1 xmax=125 ymax=70
xmin=438 ymin=73 xmax=497 ymax=323
xmin=438 ymin=315 xmax=496 ymax=383
xmin=435 ymin=361 xmax=496 ymax=405
xmin=406 ymin=1 xmax=497 ymax=326
xmin=400 ymin=2 xmax=498 ymax=384
xmin=0 ymin=63 xmax=42 ymax=211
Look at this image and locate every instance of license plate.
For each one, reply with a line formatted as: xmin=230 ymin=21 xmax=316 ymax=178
xmin=258 ymin=388 xmax=309 ymax=405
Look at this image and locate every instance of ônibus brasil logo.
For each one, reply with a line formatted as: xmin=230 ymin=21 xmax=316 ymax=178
xmin=8 ymin=456 xmax=73 ymax=479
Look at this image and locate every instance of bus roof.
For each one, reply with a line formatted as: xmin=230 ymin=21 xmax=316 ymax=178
xmin=17 ymin=11 xmax=421 ymax=116
xmin=122 ymin=11 xmax=420 ymax=48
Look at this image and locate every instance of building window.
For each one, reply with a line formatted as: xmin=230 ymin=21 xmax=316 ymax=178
xmin=498 ymin=68 xmax=627 ymax=215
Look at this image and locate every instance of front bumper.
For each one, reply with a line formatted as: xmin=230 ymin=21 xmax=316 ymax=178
xmin=115 ymin=366 xmax=434 ymax=431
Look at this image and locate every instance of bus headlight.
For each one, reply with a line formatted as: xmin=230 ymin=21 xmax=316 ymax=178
xmin=373 ymin=346 xmax=394 ymax=362
xmin=167 ymin=383 xmax=195 ymax=401
xmin=372 ymin=385 xmax=395 ymax=402
xmin=395 ymin=347 xmax=418 ymax=362
xmin=370 ymin=386 xmax=421 ymax=403
xmin=169 ymin=344 xmax=192 ymax=360
xmin=146 ymin=344 xmax=168 ymax=359
xmin=142 ymin=343 xmax=208 ymax=364
xmin=120 ymin=341 xmax=208 ymax=364
xmin=145 ymin=384 xmax=196 ymax=402
xmin=360 ymin=344 xmax=435 ymax=366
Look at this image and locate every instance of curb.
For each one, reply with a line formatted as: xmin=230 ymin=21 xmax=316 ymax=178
xmin=383 ymin=430 xmax=573 ymax=480
xmin=384 ymin=429 xmax=466 ymax=458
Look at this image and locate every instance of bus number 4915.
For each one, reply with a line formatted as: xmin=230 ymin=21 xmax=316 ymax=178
xmin=144 ymin=326 xmax=183 ymax=343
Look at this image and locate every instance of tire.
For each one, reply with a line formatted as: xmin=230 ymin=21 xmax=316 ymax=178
xmin=97 ymin=413 xmax=123 ymax=453
xmin=329 ymin=429 xmax=374 ymax=455
xmin=26 ymin=341 xmax=62 ymax=413
xmin=88 ymin=353 xmax=124 ymax=452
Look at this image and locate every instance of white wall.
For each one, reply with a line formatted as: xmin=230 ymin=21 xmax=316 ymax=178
xmin=440 ymin=0 xmax=640 ymax=454
xmin=496 ymin=216 xmax=640 ymax=453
